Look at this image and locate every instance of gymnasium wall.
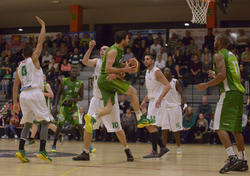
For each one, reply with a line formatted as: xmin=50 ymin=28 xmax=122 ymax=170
xmin=0 ymin=2 xmax=249 ymax=28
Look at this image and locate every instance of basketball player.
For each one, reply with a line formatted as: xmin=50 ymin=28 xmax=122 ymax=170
xmin=73 ymin=40 xmax=134 ymax=161
xmin=28 ymin=75 xmax=57 ymax=144
xmin=83 ymin=31 xmax=150 ymax=136
xmin=140 ymin=55 xmax=171 ymax=158
xmin=196 ymin=34 xmax=248 ymax=173
xmin=163 ymin=68 xmax=187 ymax=154
xmin=51 ymin=68 xmax=84 ymax=152
xmin=13 ymin=16 xmax=52 ymax=162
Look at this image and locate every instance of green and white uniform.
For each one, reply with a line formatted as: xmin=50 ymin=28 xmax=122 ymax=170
xmin=57 ymin=77 xmax=83 ymax=126
xmin=214 ymin=49 xmax=245 ymax=132
xmin=33 ymin=82 xmax=54 ymax=124
xmin=97 ymin=44 xmax=130 ymax=106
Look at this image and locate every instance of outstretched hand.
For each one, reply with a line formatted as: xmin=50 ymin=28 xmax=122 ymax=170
xmin=89 ymin=40 xmax=96 ymax=49
xmin=35 ymin=16 xmax=45 ymax=26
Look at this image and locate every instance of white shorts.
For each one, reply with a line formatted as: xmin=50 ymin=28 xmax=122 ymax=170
xmin=165 ymin=106 xmax=183 ymax=132
xmin=147 ymin=98 xmax=167 ymax=128
xmin=87 ymin=96 xmax=122 ymax=133
xmin=20 ymin=88 xmax=51 ymax=124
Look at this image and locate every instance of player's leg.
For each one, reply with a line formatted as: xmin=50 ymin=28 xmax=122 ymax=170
xmin=15 ymin=93 xmax=32 ymax=163
xmin=28 ymin=123 xmax=38 ymax=144
xmin=214 ymin=92 xmax=242 ymax=173
xmin=174 ymin=131 xmax=182 ymax=154
xmin=48 ymin=123 xmax=57 ymax=133
xmin=162 ymin=129 xmax=169 ymax=147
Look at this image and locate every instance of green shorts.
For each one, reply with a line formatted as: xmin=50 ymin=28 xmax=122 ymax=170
xmin=57 ymin=105 xmax=81 ymax=127
xmin=214 ymin=91 xmax=243 ymax=132
xmin=98 ymin=74 xmax=130 ymax=106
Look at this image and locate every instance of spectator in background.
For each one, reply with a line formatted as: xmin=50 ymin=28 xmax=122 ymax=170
xmin=196 ymin=96 xmax=212 ymax=123
xmin=124 ymin=47 xmax=134 ymax=62
xmin=55 ymin=51 xmax=62 ymax=64
xmin=224 ymin=29 xmax=234 ymax=46
xmin=144 ymin=47 xmax=151 ymax=56
xmin=194 ymin=113 xmax=208 ymax=142
xmin=156 ymin=32 xmax=164 ymax=46
xmin=45 ymin=36 xmax=52 ymax=48
xmin=80 ymin=33 xmax=91 ymax=46
xmin=182 ymin=31 xmax=193 ymax=46
xmin=51 ymin=42 xmax=58 ymax=56
xmin=60 ymin=42 xmax=68 ymax=57
xmin=53 ymin=33 xmax=63 ymax=47
xmin=168 ymin=32 xmax=179 ymax=55
xmin=121 ymin=108 xmax=137 ymax=142
xmin=64 ymin=36 xmax=72 ymax=49
xmin=157 ymin=46 xmax=168 ymax=63
xmin=146 ymin=33 xmax=154 ymax=47
xmin=134 ymin=32 xmax=143 ymax=46
xmin=42 ymin=50 xmax=53 ymax=71
xmin=174 ymin=49 xmax=186 ymax=79
xmin=241 ymin=46 xmax=250 ymax=70
xmin=166 ymin=55 xmax=177 ymax=78
xmin=127 ymin=32 xmax=134 ymax=48
xmin=177 ymin=40 xmax=185 ymax=55
xmin=80 ymin=41 xmax=89 ymax=55
xmin=48 ymin=58 xmax=59 ymax=73
xmin=201 ymin=47 xmax=212 ymax=63
xmin=204 ymin=28 xmax=215 ymax=51
xmin=69 ymin=48 xmax=83 ymax=68
xmin=138 ymin=40 xmax=147 ymax=61
xmin=202 ymin=54 xmax=212 ymax=82
xmin=182 ymin=106 xmax=196 ymax=143
xmin=2 ymin=111 xmax=19 ymax=139
xmin=240 ymin=64 xmax=249 ymax=93
xmin=155 ymin=55 xmax=165 ymax=70
xmin=1 ymin=43 xmax=10 ymax=58
xmin=1 ymin=56 xmax=12 ymax=78
xmin=73 ymin=34 xmax=80 ymax=47
xmin=60 ymin=58 xmax=71 ymax=77
xmin=187 ymin=39 xmax=197 ymax=53
xmin=150 ymin=39 xmax=161 ymax=56
xmin=119 ymin=95 xmax=130 ymax=115
xmin=189 ymin=54 xmax=202 ymax=83
xmin=237 ymin=29 xmax=249 ymax=53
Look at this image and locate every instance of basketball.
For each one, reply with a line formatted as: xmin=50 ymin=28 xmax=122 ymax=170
xmin=126 ymin=58 xmax=140 ymax=73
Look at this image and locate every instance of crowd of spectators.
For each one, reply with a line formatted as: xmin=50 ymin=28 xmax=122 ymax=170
xmin=0 ymin=28 xmax=249 ymax=144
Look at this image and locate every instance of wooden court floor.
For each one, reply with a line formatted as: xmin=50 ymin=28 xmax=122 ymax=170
xmin=0 ymin=139 xmax=249 ymax=176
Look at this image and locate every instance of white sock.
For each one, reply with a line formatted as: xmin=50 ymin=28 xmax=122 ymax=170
xmin=238 ymin=151 xmax=246 ymax=161
xmin=135 ymin=110 xmax=142 ymax=121
xmin=83 ymin=148 xmax=89 ymax=154
xmin=226 ymin=146 xmax=235 ymax=157
xmin=124 ymin=145 xmax=129 ymax=150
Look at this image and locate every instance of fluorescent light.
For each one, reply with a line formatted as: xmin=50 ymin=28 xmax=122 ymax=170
xmin=18 ymin=28 xmax=23 ymax=31
xmin=51 ymin=0 xmax=60 ymax=4
xmin=184 ymin=23 xmax=190 ymax=26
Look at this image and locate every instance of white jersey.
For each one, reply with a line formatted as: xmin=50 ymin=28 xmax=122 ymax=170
xmin=93 ymin=59 xmax=102 ymax=99
xmin=18 ymin=57 xmax=44 ymax=91
xmin=165 ymin=78 xmax=181 ymax=108
xmin=145 ymin=66 xmax=165 ymax=100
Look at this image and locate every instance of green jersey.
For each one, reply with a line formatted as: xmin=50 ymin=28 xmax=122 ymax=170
xmin=61 ymin=77 xmax=83 ymax=106
xmin=101 ymin=44 xmax=124 ymax=75
xmin=214 ymin=49 xmax=245 ymax=94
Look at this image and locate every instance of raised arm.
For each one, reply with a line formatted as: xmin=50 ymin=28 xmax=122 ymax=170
xmin=82 ymin=40 xmax=98 ymax=67
xmin=32 ymin=16 xmax=46 ymax=69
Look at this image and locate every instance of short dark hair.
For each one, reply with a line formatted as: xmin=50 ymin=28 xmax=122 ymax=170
xmin=216 ymin=34 xmax=231 ymax=48
xmin=114 ymin=31 xmax=128 ymax=43
xmin=23 ymin=46 xmax=33 ymax=58
xmin=145 ymin=54 xmax=156 ymax=61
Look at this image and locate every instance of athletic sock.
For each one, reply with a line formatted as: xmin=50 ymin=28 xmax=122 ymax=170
xmin=83 ymin=148 xmax=89 ymax=154
xmin=124 ymin=145 xmax=129 ymax=150
xmin=135 ymin=110 xmax=142 ymax=121
xmin=19 ymin=139 xmax=25 ymax=150
xmin=40 ymin=140 xmax=46 ymax=151
xmin=238 ymin=151 xmax=246 ymax=161
xmin=151 ymin=132 xmax=158 ymax=152
xmin=225 ymin=146 xmax=235 ymax=157
xmin=53 ymin=139 xmax=58 ymax=147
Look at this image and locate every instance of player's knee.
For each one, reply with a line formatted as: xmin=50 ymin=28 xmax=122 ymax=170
xmin=127 ymin=86 xmax=137 ymax=96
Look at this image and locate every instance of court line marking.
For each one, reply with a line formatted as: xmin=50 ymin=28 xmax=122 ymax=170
xmin=60 ymin=166 xmax=84 ymax=176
